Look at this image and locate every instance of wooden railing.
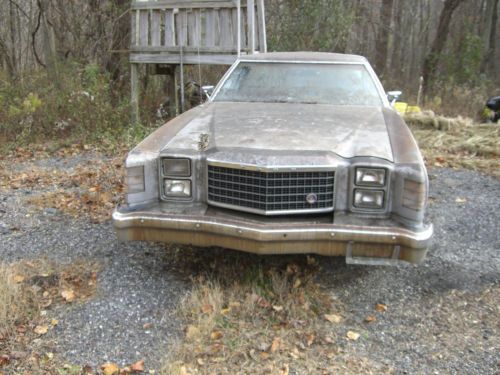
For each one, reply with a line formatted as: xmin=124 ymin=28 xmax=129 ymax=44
xmin=130 ymin=0 xmax=266 ymax=64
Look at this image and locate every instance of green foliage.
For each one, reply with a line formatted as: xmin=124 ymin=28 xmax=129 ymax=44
xmin=267 ymin=0 xmax=354 ymax=52
xmin=0 ymin=63 xmax=125 ymax=144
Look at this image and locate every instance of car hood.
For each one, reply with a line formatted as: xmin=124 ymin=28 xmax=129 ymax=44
xmin=161 ymin=102 xmax=394 ymax=161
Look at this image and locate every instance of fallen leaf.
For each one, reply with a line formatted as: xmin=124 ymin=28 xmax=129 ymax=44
xmin=280 ymin=364 xmax=289 ymax=375
xmin=286 ymin=263 xmax=300 ymax=275
xmin=0 ymin=355 xmax=10 ymax=366
xmin=51 ymin=318 xmax=59 ymax=326
xmin=13 ymin=275 xmax=25 ymax=283
xmin=293 ymin=278 xmax=302 ymax=289
xmin=220 ymin=307 xmax=231 ymax=315
xmin=364 ymin=315 xmax=377 ymax=323
xmin=196 ymin=358 xmax=204 ymax=365
xmin=143 ymin=323 xmax=153 ymax=329
xmin=260 ymin=352 xmax=270 ymax=360
xmin=289 ymin=347 xmax=300 ymax=359
xmin=34 ymin=325 xmax=49 ymax=335
xmin=375 ymin=303 xmax=387 ymax=312
xmin=101 ymin=363 xmax=120 ymax=375
xmin=271 ymin=337 xmax=281 ymax=353
xmin=130 ymin=359 xmax=144 ymax=372
xmin=346 ymin=331 xmax=360 ymax=341
xmin=186 ymin=325 xmax=200 ymax=340
xmin=201 ymin=304 xmax=213 ymax=314
xmin=61 ymin=289 xmax=76 ymax=302
xmin=324 ymin=314 xmax=342 ymax=323
xmin=272 ymin=305 xmax=284 ymax=312
xmin=455 ymin=197 xmax=467 ymax=203
xmin=305 ymin=333 xmax=315 ymax=346
xmin=210 ymin=330 xmax=223 ymax=340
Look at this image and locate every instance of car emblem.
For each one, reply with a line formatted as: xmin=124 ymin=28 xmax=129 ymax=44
xmin=306 ymin=193 xmax=318 ymax=205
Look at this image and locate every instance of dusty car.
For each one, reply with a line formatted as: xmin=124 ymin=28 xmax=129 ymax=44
xmin=113 ymin=52 xmax=433 ymax=265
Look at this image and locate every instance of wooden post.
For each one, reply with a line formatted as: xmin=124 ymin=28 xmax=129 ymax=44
xmin=131 ymin=63 xmax=140 ymax=125
xmin=166 ymin=66 xmax=178 ymax=117
xmin=247 ymin=0 xmax=255 ymax=53
xmin=257 ymin=0 xmax=267 ymax=53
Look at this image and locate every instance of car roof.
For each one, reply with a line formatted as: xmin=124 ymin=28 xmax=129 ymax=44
xmin=239 ymin=52 xmax=368 ymax=64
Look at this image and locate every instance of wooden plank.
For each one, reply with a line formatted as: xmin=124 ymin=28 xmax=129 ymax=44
xmin=164 ymin=9 xmax=175 ymax=46
xmin=132 ymin=1 xmax=237 ymax=10
xmin=151 ymin=10 xmax=161 ymax=46
xmin=231 ymin=8 xmax=238 ymax=51
xmin=130 ymin=53 xmax=237 ymax=65
xmin=256 ymin=0 xmax=266 ymax=52
xmin=195 ymin=9 xmax=201 ymax=46
xmin=187 ymin=10 xmax=201 ymax=46
xmin=176 ymin=10 xmax=188 ymax=46
xmin=131 ymin=46 xmax=238 ymax=53
xmin=131 ymin=10 xmax=137 ymax=46
xmin=130 ymin=63 xmax=139 ymax=124
xmin=205 ymin=9 xmax=216 ymax=47
xmin=239 ymin=5 xmax=247 ymax=49
xmin=139 ymin=10 xmax=149 ymax=46
xmin=246 ymin=0 xmax=255 ymax=52
xmin=219 ymin=8 xmax=232 ymax=47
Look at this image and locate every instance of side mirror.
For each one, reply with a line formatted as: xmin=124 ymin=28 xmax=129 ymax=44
xmin=202 ymin=85 xmax=215 ymax=100
xmin=387 ymin=90 xmax=402 ymax=106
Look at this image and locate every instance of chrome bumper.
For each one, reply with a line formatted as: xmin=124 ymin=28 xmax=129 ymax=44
xmin=113 ymin=206 xmax=433 ymax=265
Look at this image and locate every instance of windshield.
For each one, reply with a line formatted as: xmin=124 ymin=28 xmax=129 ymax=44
xmin=214 ymin=62 xmax=383 ymax=106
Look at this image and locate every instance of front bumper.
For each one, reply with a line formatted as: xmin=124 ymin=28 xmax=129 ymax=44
xmin=113 ymin=205 xmax=433 ymax=265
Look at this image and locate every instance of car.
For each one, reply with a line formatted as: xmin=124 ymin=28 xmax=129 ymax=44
xmin=113 ymin=52 xmax=433 ymax=266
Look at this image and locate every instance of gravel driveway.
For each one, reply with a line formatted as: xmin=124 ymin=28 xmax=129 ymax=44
xmin=1 ymin=155 xmax=498 ymax=373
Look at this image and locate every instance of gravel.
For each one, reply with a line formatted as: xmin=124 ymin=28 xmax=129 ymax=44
xmin=1 ymin=156 xmax=499 ymax=373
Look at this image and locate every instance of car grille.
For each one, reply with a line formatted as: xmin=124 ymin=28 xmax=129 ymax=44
xmin=207 ymin=165 xmax=335 ymax=215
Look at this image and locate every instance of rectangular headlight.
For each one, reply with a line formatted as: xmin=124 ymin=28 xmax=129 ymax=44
xmin=126 ymin=166 xmax=145 ymax=194
xmin=354 ymin=189 xmax=384 ymax=209
xmin=355 ymin=168 xmax=386 ymax=187
xmin=162 ymin=158 xmax=191 ymax=177
xmin=164 ymin=179 xmax=191 ymax=198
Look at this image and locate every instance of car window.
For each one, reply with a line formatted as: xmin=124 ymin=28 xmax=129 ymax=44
xmin=214 ymin=62 xmax=383 ymax=106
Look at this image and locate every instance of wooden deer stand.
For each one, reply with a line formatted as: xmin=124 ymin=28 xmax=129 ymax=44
xmin=130 ymin=0 xmax=267 ymax=124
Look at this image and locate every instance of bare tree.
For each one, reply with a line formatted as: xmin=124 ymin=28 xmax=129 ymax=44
xmin=374 ymin=0 xmax=394 ymax=77
xmin=422 ymin=0 xmax=466 ymax=100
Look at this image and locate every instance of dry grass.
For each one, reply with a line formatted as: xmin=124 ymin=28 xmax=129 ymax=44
xmin=406 ymin=111 xmax=500 ymax=177
xmin=161 ymin=251 xmax=392 ymax=375
xmin=0 ymin=264 xmax=28 ymax=339
xmin=0 ymin=259 xmax=98 ymax=373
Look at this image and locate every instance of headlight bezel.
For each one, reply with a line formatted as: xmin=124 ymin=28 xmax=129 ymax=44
xmin=164 ymin=179 xmax=192 ymax=198
xmin=353 ymin=189 xmax=385 ymax=209
xmin=162 ymin=158 xmax=191 ymax=177
xmin=351 ymin=165 xmax=391 ymax=213
xmin=355 ymin=167 xmax=387 ymax=187
xmin=160 ymin=157 xmax=194 ymax=201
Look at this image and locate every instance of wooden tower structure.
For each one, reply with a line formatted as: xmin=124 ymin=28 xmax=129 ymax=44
xmin=130 ymin=0 xmax=267 ymax=123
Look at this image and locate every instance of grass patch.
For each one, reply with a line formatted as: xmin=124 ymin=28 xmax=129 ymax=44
xmin=0 ymin=259 xmax=98 ymax=374
xmin=406 ymin=111 xmax=500 ymax=177
xmin=162 ymin=250 xmax=391 ymax=374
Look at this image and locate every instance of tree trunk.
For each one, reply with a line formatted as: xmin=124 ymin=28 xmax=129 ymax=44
xmin=9 ymin=0 xmax=17 ymax=76
xmin=374 ymin=0 xmax=394 ymax=77
xmin=481 ymin=0 xmax=498 ymax=74
xmin=106 ymin=0 xmax=130 ymax=82
xmin=422 ymin=0 xmax=465 ymax=101
xmin=39 ymin=0 xmax=59 ymax=81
